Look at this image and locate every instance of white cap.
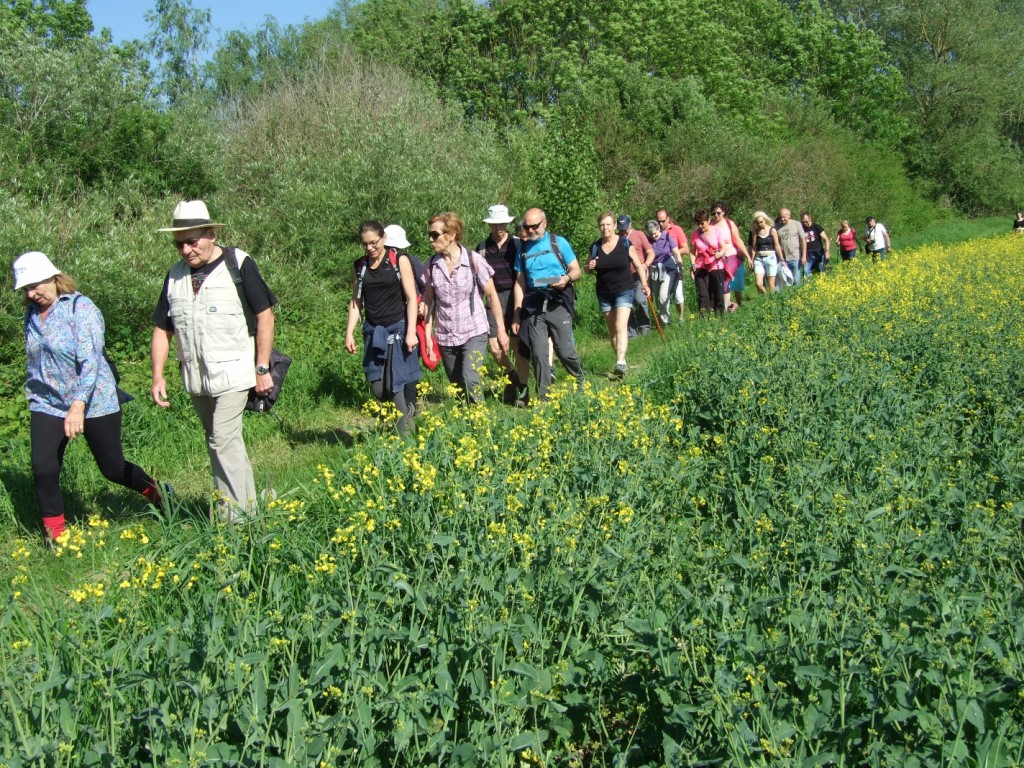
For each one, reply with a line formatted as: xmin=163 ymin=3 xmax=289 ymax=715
xmin=482 ymin=204 xmax=515 ymax=224
xmin=384 ymin=225 xmax=410 ymax=249
xmin=13 ymin=251 xmax=61 ymax=290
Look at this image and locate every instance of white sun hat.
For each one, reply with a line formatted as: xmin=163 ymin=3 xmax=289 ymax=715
xmin=13 ymin=251 xmax=61 ymax=290
xmin=482 ymin=204 xmax=515 ymax=224
xmin=158 ymin=200 xmax=224 ymax=233
xmin=384 ymin=224 xmax=411 ymax=249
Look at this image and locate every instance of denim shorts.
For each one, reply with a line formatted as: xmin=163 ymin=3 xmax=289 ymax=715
xmin=753 ymin=252 xmax=778 ymax=277
xmin=597 ymin=289 xmax=634 ymax=313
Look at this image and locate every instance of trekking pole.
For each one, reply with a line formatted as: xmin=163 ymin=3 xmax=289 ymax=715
xmin=646 ymin=292 xmax=666 ymax=344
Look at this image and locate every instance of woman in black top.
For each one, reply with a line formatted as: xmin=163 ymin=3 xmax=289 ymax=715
xmin=585 ymin=212 xmax=650 ymax=379
xmin=1014 ymin=212 xmax=1024 ymax=232
xmin=344 ymin=220 xmax=421 ymax=433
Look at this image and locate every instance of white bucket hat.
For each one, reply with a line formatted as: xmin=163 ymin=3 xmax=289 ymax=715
xmin=483 ymin=204 xmax=515 ymax=224
xmin=384 ymin=224 xmax=411 ymax=249
xmin=13 ymin=251 xmax=61 ymax=290
xmin=158 ymin=200 xmax=224 ymax=232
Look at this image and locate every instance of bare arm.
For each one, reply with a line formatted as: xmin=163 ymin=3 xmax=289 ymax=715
xmin=628 ymin=246 xmax=650 ymax=295
xmin=344 ymin=295 xmax=362 ymax=354
xmin=511 ymin=272 xmax=526 ymax=336
xmin=254 ymin=308 xmax=275 ymax=396
xmin=483 ymin=278 xmax=509 ymax=353
xmin=398 ymin=255 xmax=420 ymax=352
xmin=150 ymin=327 xmax=174 ymax=408
xmin=771 ymin=229 xmax=783 ymax=261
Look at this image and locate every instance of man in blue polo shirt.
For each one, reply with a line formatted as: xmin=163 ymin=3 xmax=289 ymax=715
xmin=511 ymin=207 xmax=584 ymax=401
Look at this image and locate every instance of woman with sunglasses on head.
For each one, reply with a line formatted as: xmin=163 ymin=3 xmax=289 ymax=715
xmin=345 ymin=220 xmax=421 ymax=434
xmin=423 ymin=212 xmax=509 ymax=404
xmin=710 ymin=201 xmax=750 ymax=312
xmin=14 ymin=251 xmax=164 ymax=543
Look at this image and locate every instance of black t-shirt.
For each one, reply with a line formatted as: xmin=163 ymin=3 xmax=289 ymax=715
xmin=152 ymin=248 xmax=277 ymax=332
xmin=477 ymin=235 xmax=519 ymax=292
xmin=1014 ymin=217 xmax=1024 ymax=231
xmin=591 ymin=236 xmax=634 ymax=295
xmin=802 ymin=223 xmax=825 ymax=256
xmin=358 ymin=254 xmax=407 ymax=328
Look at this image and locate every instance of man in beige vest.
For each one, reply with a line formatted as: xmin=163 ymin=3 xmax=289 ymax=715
xmin=150 ymin=201 xmax=277 ymax=518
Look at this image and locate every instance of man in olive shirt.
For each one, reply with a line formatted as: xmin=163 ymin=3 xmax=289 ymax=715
xmin=776 ymin=208 xmax=806 ymax=289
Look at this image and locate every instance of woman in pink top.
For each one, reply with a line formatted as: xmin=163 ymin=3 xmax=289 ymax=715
xmin=836 ymin=220 xmax=858 ymax=261
xmin=711 ymin=201 xmax=750 ymax=312
xmin=690 ymin=210 xmax=727 ymax=315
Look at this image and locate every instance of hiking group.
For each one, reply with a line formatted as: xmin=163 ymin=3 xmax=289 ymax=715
xmin=14 ymin=199 xmax=892 ymax=539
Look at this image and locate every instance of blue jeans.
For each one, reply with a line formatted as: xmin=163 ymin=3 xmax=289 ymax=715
xmin=786 ymin=259 xmax=802 ymax=287
xmin=805 ymin=252 xmax=826 ymax=276
xmin=870 ymin=248 xmax=887 ymax=261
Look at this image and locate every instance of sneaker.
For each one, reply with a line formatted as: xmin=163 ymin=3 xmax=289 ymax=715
xmin=611 ymin=362 xmax=627 ymax=380
xmin=513 ymin=387 xmax=530 ymax=408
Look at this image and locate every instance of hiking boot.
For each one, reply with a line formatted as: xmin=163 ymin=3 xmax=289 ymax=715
xmin=611 ymin=362 xmax=627 ymax=380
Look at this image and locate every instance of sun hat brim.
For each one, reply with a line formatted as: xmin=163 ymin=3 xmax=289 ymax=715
xmin=483 ymin=214 xmax=516 ymax=224
xmin=158 ymin=220 xmax=224 ymax=233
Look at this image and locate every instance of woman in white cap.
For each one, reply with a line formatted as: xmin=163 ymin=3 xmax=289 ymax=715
xmin=14 ymin=251 xmax=163 ymax=542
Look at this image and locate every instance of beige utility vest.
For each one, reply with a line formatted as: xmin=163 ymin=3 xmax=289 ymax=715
xmin=167 ymin=250 xmax=256 ymax=396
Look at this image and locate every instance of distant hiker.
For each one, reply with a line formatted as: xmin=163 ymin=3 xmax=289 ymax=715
xmin=711 ymin=201 xmax=750 ymax=311
xmin=645 ymin=219 xmax=680 ymax=327
xmin=616 ymin=215 xmax=655 ymax=336
xmin=15 ymin=251 xmax=164 ymax=542
xmin=863 ymin=216 xmax=892 ymax=260
xmin=587 ymin=212 xmax=650 ymax=379
xmin=344 ymin=220 xmax=421 ymax=434
xmin=151 ymin=200 xmax=278 ymax=520
xmin=835 ymin=220 xmax=858 ymax=261
xmin=657 ymin=208 xmax=691 ymax=320
xmin=776 ymin=208 xmax=806 ymax=288
xmin=477 ymin=204 xmax=529 ymax=403
xmin=423 ymin=211 xmax=509 ymax=404
xmin=511 ymin=208 xmax=584 ymax=400
xmin=801 ymin=211 xmax=831 ymax=276
xmin=1014 ymin=212 xmax=1024 ymax=233
xmin=749 ymin=211 xmax=783 ymax=294
xmin=690 ymin=210 xmax=727 ymax=315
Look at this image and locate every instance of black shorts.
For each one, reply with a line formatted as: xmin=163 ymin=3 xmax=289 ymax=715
xmin=487 ymin=288 xmax=515 ymax=338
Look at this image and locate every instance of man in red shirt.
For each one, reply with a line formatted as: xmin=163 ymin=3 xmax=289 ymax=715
xmin=617 ymin=215 xmax=655 ymax=336
xmin=657 ymin=209 xmax=691 ymax=321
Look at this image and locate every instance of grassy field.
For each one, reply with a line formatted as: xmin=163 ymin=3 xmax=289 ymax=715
xmin=1 ymin=229 xmax=1022 ymax=766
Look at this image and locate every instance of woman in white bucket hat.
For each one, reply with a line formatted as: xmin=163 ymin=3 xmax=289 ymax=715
xmin=14 ymin=251 xmax=164 ymax=542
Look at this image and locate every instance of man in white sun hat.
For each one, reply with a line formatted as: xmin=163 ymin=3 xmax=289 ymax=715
xmin=150 ymin=200 xmax=278 ymax=519
xmin=477 ymin=204 xmax=529 ymax=404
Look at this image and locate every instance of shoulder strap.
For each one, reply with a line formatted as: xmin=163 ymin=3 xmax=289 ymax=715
xmin=224 ymin=246 xmax=257 ymax=337
xmin=549 ymin=232 xmax=569 ymax=274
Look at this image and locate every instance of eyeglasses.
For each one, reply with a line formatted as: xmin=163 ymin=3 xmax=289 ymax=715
xmin=362 ymin=236 xmax=383 ymax=250
xmin=428 ymin=230 xmax=445 ymax=240
xmin=523 ymin=219 xmax=545 ymax=231
xmin=712 ymin=210 xmax=724 ymax=217
xmin=174 ymin=236 xmax=203 ymax=250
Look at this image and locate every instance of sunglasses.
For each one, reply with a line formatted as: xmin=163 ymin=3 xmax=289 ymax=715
xmin=712 ymin=210 xmax=724 ymax=216
xmin=174 ymin=235 xmax=203 ymax=250
xmin=428 ymin=230 xmax=445 ymax=240
xmin=523 ymin=220 xmax=544 ymax=231
xmin=657 ymin=218 xmax=668 ymax=223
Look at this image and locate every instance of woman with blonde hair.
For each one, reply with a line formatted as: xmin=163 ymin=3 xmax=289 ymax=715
xmin=424 ymin=212 xmax=509 ymax=403
xmin=14 ymin=251 xmax=163 ymax=542
xmin=749 ymin=211 xmax=783 ymax=294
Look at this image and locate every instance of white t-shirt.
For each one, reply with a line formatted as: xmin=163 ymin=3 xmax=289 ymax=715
xmin=866 ymin=223 xmax=888 ymax=251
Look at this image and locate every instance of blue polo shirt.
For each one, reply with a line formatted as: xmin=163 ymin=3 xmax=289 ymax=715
xmin=514 ymin=234 xmax=577 ymax=289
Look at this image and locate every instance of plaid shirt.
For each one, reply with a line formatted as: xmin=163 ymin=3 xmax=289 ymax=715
xmin=426 ymin=246 xmax=494 ymax=347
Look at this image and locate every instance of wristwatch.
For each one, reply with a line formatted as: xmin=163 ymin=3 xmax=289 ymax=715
xmin=256 ymin=365 xmax=271 ymax=375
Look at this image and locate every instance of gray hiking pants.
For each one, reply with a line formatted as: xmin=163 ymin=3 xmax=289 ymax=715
xmin=523 ymin=298 xmax=584 ymax=399
xmin=439 ymin=332 xmax=489 ymax=404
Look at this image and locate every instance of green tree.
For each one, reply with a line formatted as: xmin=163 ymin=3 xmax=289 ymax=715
xmin=0 ymin=0 xmax=91 ymax=44
xmin=144 ymin=0 xmax=211 ymax=105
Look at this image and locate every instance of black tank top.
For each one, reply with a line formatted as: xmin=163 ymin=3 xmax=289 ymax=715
xmin=591 ymin=237 xmax=634 ymax=294
xmin=362 ymin=256 xmax=406 ymax=327
xmin=754 ymin=229 xmax=775 ymax=252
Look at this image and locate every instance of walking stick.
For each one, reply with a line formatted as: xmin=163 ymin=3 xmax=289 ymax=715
xmin=646 ymin=291 xmax=666 ymax=344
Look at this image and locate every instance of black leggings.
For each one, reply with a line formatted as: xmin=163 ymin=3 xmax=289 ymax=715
xmin=30 ymin=410 xmax=154 ymax=517
xmin=694 ymin=267 xmax=725 ymax=314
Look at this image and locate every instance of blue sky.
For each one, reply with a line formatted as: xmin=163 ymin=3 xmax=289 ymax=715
xmin=87 ymin=0 xmax=339 ymax=46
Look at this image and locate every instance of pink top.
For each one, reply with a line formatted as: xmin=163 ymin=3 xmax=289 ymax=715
xmin=837 ymin=228 xmax=857 ymax=251
xmin=667 ymin=223 xmax=688 ymax=252
xmin=691 ymin=226 xmax=725 ymax=270
xmin=715 ymin=218 xmax=742 ymax=278
xmin=426 ymin=246 xmax=494 ymax=347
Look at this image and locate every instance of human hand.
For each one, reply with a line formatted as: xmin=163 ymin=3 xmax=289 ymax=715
xmin=64 ymin=401 xmax=86 ymax=439
xmin=405 ymin=331 xmax=419 ymax=352
xmin=255 ymin=372 xmax=274 ymax=396
xmin=345 ymin=335 xmax=357 ymax=354
xmin=151 ymin=377 xmax=170 ymax=408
